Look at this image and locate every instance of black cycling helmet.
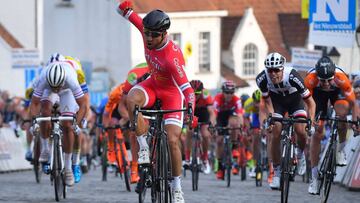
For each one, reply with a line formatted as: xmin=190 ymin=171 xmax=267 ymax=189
xmin=315 ymin=56 xmax=336 ymax=80
xmin=190 ymin=80 xmax=204 ymax=93
xmin=143 ymin=9 xmax=170 ymax=32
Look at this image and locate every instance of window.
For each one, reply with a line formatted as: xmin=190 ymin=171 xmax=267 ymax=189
xmin=242 ymin=43 xmax=258 ymax=76
xmin=199 ymin=32 xmax=211 ymax=72
xmin=170 ymin=33 xmax=182 ymax=48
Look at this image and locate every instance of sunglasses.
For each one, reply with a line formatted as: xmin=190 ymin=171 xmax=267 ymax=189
xmin=144 ymin=30 xmax=163 ymax=38
xmin=267 ymin=68 xmax=283 ymax=73
xmin=224 ymin=91 xmax=234 ymax=95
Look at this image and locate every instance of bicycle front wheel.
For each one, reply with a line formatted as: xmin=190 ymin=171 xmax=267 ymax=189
xmin=156 ymin=134 xmax=171 ymax=203
xmin=118 ymin=140 xmax=131 ymax=192
xmin=33 ymin=135 xmax=42 ymax=183
xmin=225 ymin=141 xmax=232 ymax=188
xmin=53 ymin=137 xmax=64 ymax=202
xmin=320 ymin=149 xmax=335 ymax=203
xmin=280 ymin=142 xmax=291 ymax=203
xmin=101 ymin=137 xmax=108 ymax=181
xmin=191 ymin=137 xmax=200 ymax=191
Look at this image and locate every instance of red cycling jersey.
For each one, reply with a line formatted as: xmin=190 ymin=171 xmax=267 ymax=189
xmin=196 ymin=89 xmax=213 ymax=108
xmin=123 ymin=9 xmax=195 ymax=127
xmin=213 ymin=93 xmax=243 ymax=116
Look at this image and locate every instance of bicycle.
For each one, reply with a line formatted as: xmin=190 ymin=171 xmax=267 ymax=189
xmin=255 ymin=126 xmax=268 ymax=187
xmin=209 ymin=126 xmax=243 ymax=188
xmin=99 ymin=124 xmax=131 ymax=192
xmin=266 ymin=114 xmax=311 ymax=203
xmin=189 ymin=121 xmax=211 ymax=191
xmin=134 ymin=100 xmax=191 ymax=203
xmin=23 ymin=119 xmax=42 ymax=183
xmin=33 ymin=115 xmax=77 ymax=202
xmin=316 ymin=114 xmax=359 ymax=203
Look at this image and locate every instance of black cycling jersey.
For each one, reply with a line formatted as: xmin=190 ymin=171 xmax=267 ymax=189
xmin=256 ymin=66 xmax=310 ymax=99
xmin=256 ymin=66 xmax=310 ymax=118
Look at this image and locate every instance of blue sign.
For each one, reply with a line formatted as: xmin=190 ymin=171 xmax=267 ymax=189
xmin=309 ymin=0 xmax=357 ymax=31
xmin=24 ymin=67 xmax=42 ymax=89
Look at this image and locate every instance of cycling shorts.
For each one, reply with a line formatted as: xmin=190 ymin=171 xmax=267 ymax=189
xmin=269 ymin=92 xmax=307 ymax=118
xmin=312 ymin=87 xmax=347 ymax=118
xmin=40 ymin=89 xmax=79 ymax=116
xmin=195 ymin=107 xmax=210 ymax=123
xmin=130 ymin=78 xmax=184 ymax=128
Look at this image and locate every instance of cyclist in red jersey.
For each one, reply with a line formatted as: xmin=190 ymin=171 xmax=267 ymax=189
xmin=117 ymin=2 xmax=195 ymax=202
xmin=183 ymin=80 xmax=216 ymax=174
xmin=213 ymin=80 xmax=244 ymax=179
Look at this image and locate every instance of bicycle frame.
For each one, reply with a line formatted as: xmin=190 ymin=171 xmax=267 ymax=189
xmin=267 ymin=115 xmax=310 ymax=203
xmin=317 ymin=115 xmax=359 ymax=203
xmin=210 ymin=126 xmax=242 ymax=188
xmin=133 ymin=102 xmax=190 ymax=203
xmin=34 ymin=116 xmax=76 ymax=202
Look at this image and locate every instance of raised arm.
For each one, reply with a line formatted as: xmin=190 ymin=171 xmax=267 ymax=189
xmin=117 ymin=1 xmax=144 ymax=33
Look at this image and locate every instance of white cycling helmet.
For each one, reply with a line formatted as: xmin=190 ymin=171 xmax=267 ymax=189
xmin=264 ymin=52 xmax=286 ymax=69
xmin=46 ymin=62 xmax=66 ymax=88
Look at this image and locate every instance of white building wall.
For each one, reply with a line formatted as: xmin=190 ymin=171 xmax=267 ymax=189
xmin=231 ymin=8 xmax=268 ymax=80
xmin=0 ymin=0 xmax=36 ymax=48
xmin=0 ymin=39 xmax=25 ymax=96
xmin=42 ymin=0 xmax=131 ymax=85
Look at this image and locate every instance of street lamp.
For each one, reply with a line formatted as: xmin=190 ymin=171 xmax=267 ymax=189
xmin=356 ymin=25 xmax=360 ymax=47
xmin=328 ymin=47 xmax=340 ymax=64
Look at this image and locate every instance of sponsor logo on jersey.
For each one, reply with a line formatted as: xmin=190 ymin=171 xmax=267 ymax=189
xmin=290 ymin=74 xmax=305 ymax=89
xmin=256 ymin=72 xmax=266 ymax=85
xmin=173 ymin=58 xmax=184 ymax=78
xmin=127 ymin=72 xmax=138 ymax=85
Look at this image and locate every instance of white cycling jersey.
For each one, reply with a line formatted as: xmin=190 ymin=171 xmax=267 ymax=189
xmin=33 ymin=62 xmax=84 ymax=99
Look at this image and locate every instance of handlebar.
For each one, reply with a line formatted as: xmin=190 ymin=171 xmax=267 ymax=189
xmin=132 ymin=103 xmax=192 ymax=131
xmin=316 ymin=111 xmax=360 ymax=137
xmin=34 ymin=116 xmax=76 ymax=123
xmin=265 ymin=113 xmax=312 ymax=133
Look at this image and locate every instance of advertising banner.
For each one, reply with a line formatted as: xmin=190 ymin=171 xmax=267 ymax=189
xmin=308 ymin=0 xmax=358 ymax=47
xmin=12 ymin=49 xmax=40 ymax=68
xmin=291 ymin=47 xmax=322 ymax=71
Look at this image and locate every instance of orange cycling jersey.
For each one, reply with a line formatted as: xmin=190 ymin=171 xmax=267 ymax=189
xmin=304 ymin=68 xmax=355 ymax=102
xmin=104 ymin=83 xmax=125 ymax=116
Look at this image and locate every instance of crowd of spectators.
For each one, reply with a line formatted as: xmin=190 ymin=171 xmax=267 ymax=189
xmin=0 ymin=90 xmax=26 ymax=136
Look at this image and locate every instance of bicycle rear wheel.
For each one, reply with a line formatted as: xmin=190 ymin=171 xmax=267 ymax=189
xmin=320 ymin=149 xmax=335 ymax=203
xmin=53 ymin=137 xmax=64 ymax=202
xmin=280 ymin=142 xmax=291 ymax=203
